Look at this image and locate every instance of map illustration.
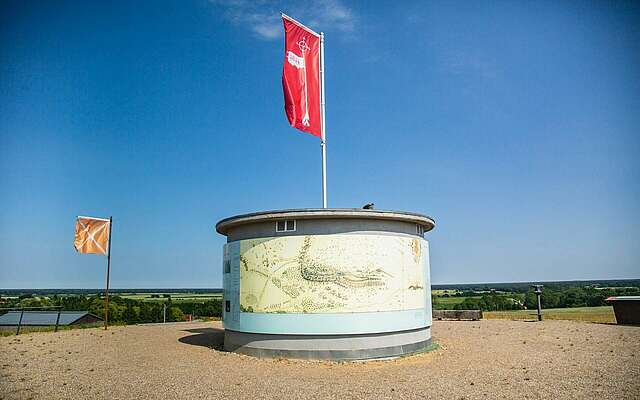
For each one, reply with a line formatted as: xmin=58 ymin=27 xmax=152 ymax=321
xmin=239 ymin=234 xmax=425 ymax=313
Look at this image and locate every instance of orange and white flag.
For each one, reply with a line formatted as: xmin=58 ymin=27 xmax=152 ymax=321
xmin=74 ymin=216 xmax=110 ymax=255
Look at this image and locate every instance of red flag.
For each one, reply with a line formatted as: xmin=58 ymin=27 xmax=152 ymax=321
xmin=282 ymin=15 xmax=322 ymax=138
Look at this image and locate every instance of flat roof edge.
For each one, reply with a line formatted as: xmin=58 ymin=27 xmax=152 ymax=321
xmin=215 ymin=208 xmax=435 ymax=236
xmin=606 ymin=296 xmax=640 ymax=301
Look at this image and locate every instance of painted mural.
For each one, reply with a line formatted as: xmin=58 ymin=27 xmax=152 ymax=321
xmin=239 ymin=234 xmax=425 ymax=313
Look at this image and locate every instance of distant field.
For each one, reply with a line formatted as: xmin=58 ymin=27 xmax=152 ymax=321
xmin=433 ymin=297 xmax=466 ymax=304
xmin=485 ymin=306 xmax=616 ymax=324
xmin=431 ymin=289 xmax=462 ymax=296
xmin=432 ymin=296 xmax=469 ymax=308
xmin=119 ymin=293 xmax=222 ymax=303
xmin=431 ymin=295 xmax=483 ymax=310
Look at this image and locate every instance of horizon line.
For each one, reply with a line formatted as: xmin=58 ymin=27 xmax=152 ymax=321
xmin=1 ymin=277 xmax=639 ymax=291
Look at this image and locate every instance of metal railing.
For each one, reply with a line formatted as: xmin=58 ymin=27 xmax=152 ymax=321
xmin=0 ymin=306 xmax=64 ymax=335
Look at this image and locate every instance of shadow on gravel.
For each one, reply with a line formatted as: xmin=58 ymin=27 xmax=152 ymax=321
xmin=178 ymin=327 xmax=225 ymax=350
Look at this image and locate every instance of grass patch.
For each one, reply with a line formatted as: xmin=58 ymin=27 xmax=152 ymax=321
xmin=484 ymin=306 xmax=615 ymax=324
xmin=0 ymin=322 xmax=121 ymax=336
xmin=410 ymin=342 xmax=440 ymax=355
xmin=432 ymin=296 xmax=482 ymax=310
xmin=433 ymin=297 xmax=467 ymax=305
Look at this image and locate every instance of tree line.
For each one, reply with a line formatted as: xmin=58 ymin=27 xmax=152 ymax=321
xmin=1 ymin=294 xmax=223 ymax=324
xmin=452 ymin=286 xmax=640 ymax=312
xmin=3 ymin=283 xmax=639 ymax=319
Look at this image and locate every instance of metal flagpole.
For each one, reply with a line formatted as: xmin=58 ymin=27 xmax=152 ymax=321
xmin=104 ymin=216 xmax=113 ymax=330
xmin=282 ymin=13 xmax=327 ymax=207
xmin=320 ymin=32 xmax=327 ymax=208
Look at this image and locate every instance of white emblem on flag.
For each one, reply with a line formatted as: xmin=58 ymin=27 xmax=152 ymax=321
xmin=286 ymin=36 xmax=311 ymax=127
xmin=287 ymin=51 xmax=305 ymax=69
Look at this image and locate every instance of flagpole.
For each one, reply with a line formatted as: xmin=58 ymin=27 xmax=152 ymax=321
xmin=104 ymin=216 xmax=112 ymax=330
xmin=320 ymin=32 xmax=327 ymax=208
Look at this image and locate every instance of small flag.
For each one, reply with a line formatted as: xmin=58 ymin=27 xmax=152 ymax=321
xmin=74 ymin=216 xmax=110 ymax=255
xmin=282 ymin=15 xmax=322 ymax=138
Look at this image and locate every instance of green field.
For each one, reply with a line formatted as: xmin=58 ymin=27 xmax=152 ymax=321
xmin=119 ymin=293 xmax=222 ymax=303
xmin=433 ymin=297 xmax=467 ymax=305
xmin=431 ymin=289 xmax=462 ymax=296
xmin=433 ymin=296 xmax=467 ymax=309
xmin=484 ymin=306 xmax=616 ymax=324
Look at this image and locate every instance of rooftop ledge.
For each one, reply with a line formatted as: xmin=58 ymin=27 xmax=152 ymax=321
xmin=606 ymin=296 xmax=640 ymax=301
xmin=215 ymin=208 xmax=435 ymax=236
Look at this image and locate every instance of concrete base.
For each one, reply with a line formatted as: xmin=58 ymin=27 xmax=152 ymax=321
xmin=224 ymin=326 xmax=431 ymax=360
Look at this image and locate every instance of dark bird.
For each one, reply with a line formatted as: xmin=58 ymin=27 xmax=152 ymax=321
xmin=362 ymin=203 xmax=374 ymax=210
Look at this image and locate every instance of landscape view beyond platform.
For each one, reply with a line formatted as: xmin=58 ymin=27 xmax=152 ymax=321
xmin=1 ymin=279 xmax=638 ymax=326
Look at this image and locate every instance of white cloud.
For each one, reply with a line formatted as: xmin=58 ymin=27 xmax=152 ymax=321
xmin=443 ymin=50 xmax=498 ymax=80
xmin=252 ymin=22 xmax=282 ymax=40
xmin=210 ymin=0 xmax=356 ymax=40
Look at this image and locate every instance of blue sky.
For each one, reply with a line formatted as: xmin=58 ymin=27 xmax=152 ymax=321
xmin=1 ymin=0 xmax=638 ymax=288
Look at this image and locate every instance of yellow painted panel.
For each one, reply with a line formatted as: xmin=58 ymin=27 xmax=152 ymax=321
xmin=239 ymin=234 xmax=425 ymax=313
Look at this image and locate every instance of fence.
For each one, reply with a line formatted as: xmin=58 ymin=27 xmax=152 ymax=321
xmin=0 ymin=306 xmax=64 ymax=335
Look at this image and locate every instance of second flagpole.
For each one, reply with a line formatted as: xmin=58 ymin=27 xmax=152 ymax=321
xmin=320 ymin=32 xmax=327 ymax=208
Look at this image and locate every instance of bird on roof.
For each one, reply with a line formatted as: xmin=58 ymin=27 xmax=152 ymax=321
xmin=362 ymin=203 xmax=374 ymax=209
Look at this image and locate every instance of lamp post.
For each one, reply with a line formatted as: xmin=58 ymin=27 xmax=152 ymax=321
xmin=532 ymin=285 xmax=543 ymax=321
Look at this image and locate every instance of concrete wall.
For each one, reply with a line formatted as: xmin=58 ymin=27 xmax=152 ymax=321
xmin=433 ymin=310 xmax=483 ymax=321
xmin=224 ymin=217 xmax=424 ymax=242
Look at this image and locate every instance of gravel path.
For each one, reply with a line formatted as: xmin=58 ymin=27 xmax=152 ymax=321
xmin=1 ymin=320 xmax=638 ymax=399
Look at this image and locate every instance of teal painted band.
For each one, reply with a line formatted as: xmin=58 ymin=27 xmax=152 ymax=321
xmin=223 ymin=308 xmax=431 ymax=335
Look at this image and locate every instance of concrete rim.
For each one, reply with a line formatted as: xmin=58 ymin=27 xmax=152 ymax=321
xmin=216 ymin=208 xmax=436 ymax=236
xmin=223 ymin=326 xmax=432 ymax=361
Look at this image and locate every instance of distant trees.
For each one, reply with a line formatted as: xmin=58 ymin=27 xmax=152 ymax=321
xmin=168 ymin=306 xmax=184 ymax=321
xmin=1 ymin=294 xmax=223 ymax=325
xmin=523 ymin=287 xmax=610 ymax=309
xmin=448 ymin=286 xmax=640 ymax=312
xmin=454 ymin=294 xmax=523 ymax=312
xmin=177 ymin=300 xmax=223 ymax=317
xmin=3 ymin=282 xmax=640 ymax=323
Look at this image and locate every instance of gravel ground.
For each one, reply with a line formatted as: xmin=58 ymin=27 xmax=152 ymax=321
xmin=1 ymin=319 xmax=638 ymax=400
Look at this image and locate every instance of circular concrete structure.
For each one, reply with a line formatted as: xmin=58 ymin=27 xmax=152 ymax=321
xmin=216 ymin=209 xmax=435 ymax=360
